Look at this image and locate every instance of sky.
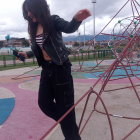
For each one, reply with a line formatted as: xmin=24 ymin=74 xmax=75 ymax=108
xmin=0 ymin=0 xmax=139 ymax=40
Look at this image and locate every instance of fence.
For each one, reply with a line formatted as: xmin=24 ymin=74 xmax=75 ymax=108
xmin=0 ymin=55 xmax=37 ymax=70
xmin=0 ymin=50 xmax=113 ymax=69
xmin=69 ymin=50 xmax=114 ymax=61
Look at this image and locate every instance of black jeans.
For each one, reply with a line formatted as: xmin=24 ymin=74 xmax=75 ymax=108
xmin=38 ymin=60 xmax=81 ymax=140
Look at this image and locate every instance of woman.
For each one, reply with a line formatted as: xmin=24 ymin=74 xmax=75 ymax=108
xmin=21 ymin=0 xmax=91 ymax=139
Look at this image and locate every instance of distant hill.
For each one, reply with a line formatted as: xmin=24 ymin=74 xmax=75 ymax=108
xmin=63 ymin=35 xmax=111 ymax=42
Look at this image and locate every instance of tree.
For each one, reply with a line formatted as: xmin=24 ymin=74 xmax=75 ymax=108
xmin=0 ymin=41 xmax=4 ymax=48
xmin=73 ymin=42 xmax=80 ymax=46
xmin=22 ymin=39 xmax=30 ymax=47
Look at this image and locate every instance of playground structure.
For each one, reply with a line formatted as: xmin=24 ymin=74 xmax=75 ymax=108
xmin=40 ymin=0 xmax=140 ymax=139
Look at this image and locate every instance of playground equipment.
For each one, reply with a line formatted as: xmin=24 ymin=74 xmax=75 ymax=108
xmin=40 ymin=0 xmax=140 ymax=139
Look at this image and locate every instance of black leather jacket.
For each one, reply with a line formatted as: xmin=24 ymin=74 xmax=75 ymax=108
xmin=26 ymin=15 xmax=82 ymax=66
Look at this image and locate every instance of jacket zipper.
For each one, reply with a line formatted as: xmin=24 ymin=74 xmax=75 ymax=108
xmin=42 ymin=34 xmax=63 ymax=65
xmin=50 ymin=36 xmax=63 ymax=65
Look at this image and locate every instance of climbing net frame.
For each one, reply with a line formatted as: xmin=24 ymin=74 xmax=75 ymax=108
xmin=40 ymin=0 xmax=140 ymax=139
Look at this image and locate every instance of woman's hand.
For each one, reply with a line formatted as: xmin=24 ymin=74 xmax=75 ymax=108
xmin=74 ymin=9 xmax=91 ymax=22
xmin=18 ymin=52 xmax=28 ymax=59
xmin=16 ymin=52 xmax=28 ymax=60
xmin=13 ymin=51 xmax=27 ymax=62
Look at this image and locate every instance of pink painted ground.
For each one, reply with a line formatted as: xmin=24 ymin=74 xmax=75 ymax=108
xmin=0 ymin=72 xmax=139 ymax=140
xmin=0 ymin=76 xmax=55 ymax=140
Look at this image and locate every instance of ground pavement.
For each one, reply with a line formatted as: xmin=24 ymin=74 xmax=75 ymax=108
xmin=0 ymin=61 xmax=140 ymax=140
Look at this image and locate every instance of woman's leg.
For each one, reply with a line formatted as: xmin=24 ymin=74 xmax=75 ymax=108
xmin=38 ymin=69 xmax=58 ymax=121
xmin=53 ymin=64 xmax=81 ymax=140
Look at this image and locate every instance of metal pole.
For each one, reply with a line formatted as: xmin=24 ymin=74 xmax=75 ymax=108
xmin=84 ymin=21 xmax=86 ymax=48
xmin=92 ymin=0 xmax=96 ymax=49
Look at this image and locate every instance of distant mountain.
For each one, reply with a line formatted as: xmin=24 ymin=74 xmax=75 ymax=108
xmin=63 ymin=35 xmax=111 ymax=42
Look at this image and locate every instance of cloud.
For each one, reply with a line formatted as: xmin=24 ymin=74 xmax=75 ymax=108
xmin=0 ymin=0 xmax=27 ymax=39
xmin=0 ymin=21 xmax=6 ymax=26
xmin=0 ymin=0 xmax=140 ymax=40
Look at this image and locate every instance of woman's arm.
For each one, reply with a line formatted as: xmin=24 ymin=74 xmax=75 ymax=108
xmin=18 ymin=51 xmax=34 ymax=58
xmin=54 ymin=9 xmax=91 ymax=33
xmin=26 ymin=51 xmax=34 ymax=58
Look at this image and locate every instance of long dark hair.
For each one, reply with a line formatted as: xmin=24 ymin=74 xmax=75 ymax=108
xmin=22 ymin=0 xmax=52 ymax=41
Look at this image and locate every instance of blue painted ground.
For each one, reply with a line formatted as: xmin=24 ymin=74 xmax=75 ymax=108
xmin=0 ymin=98 xmax=15 ymax=125
xmin=82 ymin=61 xmax=97 ymax=67
xmin=84 ymin=66 xmax=140 ymax=79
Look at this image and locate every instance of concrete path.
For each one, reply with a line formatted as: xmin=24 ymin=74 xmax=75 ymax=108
xmin=0 ymin=66 xmax=140 ymax=140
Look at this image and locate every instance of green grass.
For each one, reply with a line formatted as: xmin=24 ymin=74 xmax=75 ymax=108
xmin=69 ymin=54 xmax=114 ymax=62
xmin=0 ymin=55 xmax=15 ymax=61
xmin=0 ymin=53 xmax=114 ymax=71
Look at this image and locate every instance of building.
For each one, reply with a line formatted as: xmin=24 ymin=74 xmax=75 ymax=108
xmin=3 ymin=38 xmax=30 ymax=47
